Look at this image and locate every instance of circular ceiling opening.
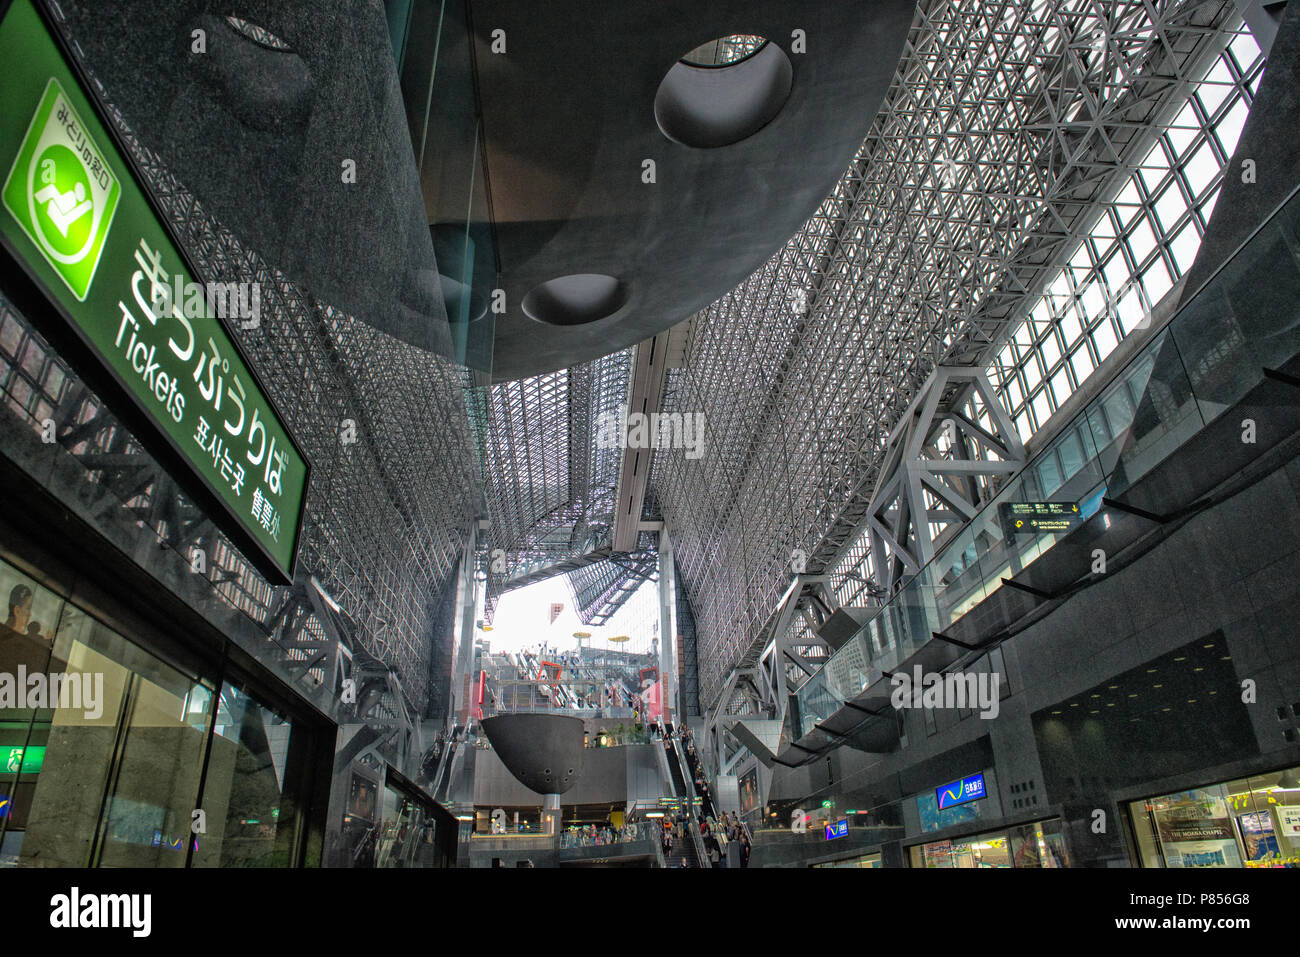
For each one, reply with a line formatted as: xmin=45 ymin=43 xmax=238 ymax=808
xmin=522 ymin=274 xmax=628 ymax=326
xmin=655 ymin=35 xmax=792 ymax=149
xmin=680 ymin=34 xmax=767 ymax=67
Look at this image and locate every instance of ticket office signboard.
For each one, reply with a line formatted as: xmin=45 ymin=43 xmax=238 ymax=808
xmin=0 ymin=0 xmax=308 ymax=583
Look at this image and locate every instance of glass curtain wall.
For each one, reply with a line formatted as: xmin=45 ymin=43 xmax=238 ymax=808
xmin=0 ymin=556 xmax=318 ymax=867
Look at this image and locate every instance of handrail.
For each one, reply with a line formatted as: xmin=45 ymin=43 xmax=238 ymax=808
xmin=671 ymin=736 xmax=712 ymax=868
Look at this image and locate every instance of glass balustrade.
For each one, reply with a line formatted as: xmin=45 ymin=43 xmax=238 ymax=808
xmin=798 ymin=186 xmax=1300 ymax=737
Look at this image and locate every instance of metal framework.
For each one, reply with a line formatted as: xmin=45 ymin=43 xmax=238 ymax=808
xmin=866 ymin=366 xmax=1026 ymax=595
xmin=565 ymin=549 xmax=659 ymax=626
xmin=480 ymin=349 xmax=650 ymax=619
xmin=0 ymin=13 xmax=482 ymax=716
xmin=18 ymin=0 xmax=1266 ymax=749
xmin=652 ymin=0 xmax=1253 ymax=708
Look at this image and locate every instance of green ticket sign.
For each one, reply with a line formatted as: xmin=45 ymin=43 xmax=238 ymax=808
xmin=0 ymin=0 xmax=307 ymax=582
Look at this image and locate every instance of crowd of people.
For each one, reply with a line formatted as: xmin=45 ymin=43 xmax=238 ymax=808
xmin=699 ymin=810 xmax=750 ymax=867
xmin=653 ymin=724 xmax=751 ymax=867
xmin=561 ymin=822 xmax=643 ymax=847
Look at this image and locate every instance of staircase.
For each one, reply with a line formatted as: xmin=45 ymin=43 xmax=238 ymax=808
xmin=663 ymin=825 xmax=700 ymax=868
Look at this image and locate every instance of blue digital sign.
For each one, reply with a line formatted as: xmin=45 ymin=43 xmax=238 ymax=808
xmin=825 ymin=819 xmax=848 ymax=840
xmin=936 ymin=773 xmax=987 ymax=810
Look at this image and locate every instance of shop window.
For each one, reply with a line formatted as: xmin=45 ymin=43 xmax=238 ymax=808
xmin=1127 ymin=765 xmax=1300 ymax=868
xmin=191 ymin=682 xmax=312 ymax=867
xmin=1 ymin=560 xmax=214 ymax=867
xmin=908 ymin=818 xmax=1069 ymax=868
xmin=0 ymin=556 xmax=317 ymax=868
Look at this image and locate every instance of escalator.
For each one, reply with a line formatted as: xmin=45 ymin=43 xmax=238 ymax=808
xmin=673 ymin=737 xmax=716 ymax=820
xmin=662 ymin=825 xmax=700 ymax=868
xmin=663 ymin=737 xmax=712 ymax=868
xmin=663 ymin=739 xmax=688 ymax=797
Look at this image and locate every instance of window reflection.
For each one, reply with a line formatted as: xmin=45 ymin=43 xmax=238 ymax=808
xmin=0 ymin=561 xmax=214 ymax=867
xmin=0 ymin=556 xmax=315 ymax=867
xmin=1129 ymin=766 xmax=1300 ymax=868
xmin=192 ymin=683 xmax=305 ymax=867
xmin=909 ymin=818 xmax=1069 ymax=868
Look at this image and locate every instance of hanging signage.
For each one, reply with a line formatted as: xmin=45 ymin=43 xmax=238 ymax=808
xmin=999 ymin=502 xmax=1081 ymax=536
xmin=824 ymin=819 xmax=848 ymax=840
xmin=0 ymin=0 xmax=307 ymax=583
xmin=936 ymin=772 xmax=987 ymax=810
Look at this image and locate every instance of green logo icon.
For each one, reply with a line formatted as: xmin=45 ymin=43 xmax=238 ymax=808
xmin=3 ymin=78 xmax=120 ymax=301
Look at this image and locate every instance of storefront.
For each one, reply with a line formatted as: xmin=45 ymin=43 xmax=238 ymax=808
xmin=0 ymin=556 xmax=328 ymax=866
xmin=813 ymin=852 xmax=882 ymax=868
xmin=907 ymin=819 xmax=1070 ymax=868
xmin=1127 ymin=764 xmax=1300 ymax=868
xmin=0 ymin=0 xmax=347 ymax=868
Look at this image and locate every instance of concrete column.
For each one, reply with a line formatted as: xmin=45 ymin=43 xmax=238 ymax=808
xmin=657 ymin=532 xmax=679 ymax=725
xmin=450 ymin=524 xmax=478 ymax=727
xmin=542 ymin=793 xmax=561 ymax=837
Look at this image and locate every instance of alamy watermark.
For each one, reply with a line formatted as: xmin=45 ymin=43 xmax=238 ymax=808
xmin=50 ymin=887 xmax=150 ymax=937
xmin=890 ymin=665 xmax=1001 ymax=719
xmin=0 ymin=666 xmax=104 ymax=720
xmin=151 ymin=274 xmax=261 ymax=329
xmin=595 ymin=403 xmax=704 ymax=459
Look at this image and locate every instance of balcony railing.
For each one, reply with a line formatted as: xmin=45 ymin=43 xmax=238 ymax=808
xmin=797 ymin=183 xmax=1300 ymax=738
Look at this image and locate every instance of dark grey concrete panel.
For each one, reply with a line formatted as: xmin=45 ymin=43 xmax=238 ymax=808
xmin=480 ymin=713 xmax=586 ymax=794
xmin=55 ymin=0 xmax=453 ymax=357
xmin=471 ymin=0 xmax=918 ymax=380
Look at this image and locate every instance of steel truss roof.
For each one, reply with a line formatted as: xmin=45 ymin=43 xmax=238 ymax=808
xmin=565 ymin=546 xmax=660 ymax=627
xmin=650 ymin=0 xmax=1242 ymax=707
xmin=481 ymin=349 xmax=633 ymax=618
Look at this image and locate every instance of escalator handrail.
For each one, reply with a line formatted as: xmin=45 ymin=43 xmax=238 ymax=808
xmin=669 ymin=736 xmax=712 ymax=868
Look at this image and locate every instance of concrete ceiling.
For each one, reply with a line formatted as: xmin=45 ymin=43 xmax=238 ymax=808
xmin=472 ymin=0 xmax=917 ymax=381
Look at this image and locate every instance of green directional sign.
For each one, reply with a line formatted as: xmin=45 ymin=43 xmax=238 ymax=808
xmin=3 ymin=78 xmax=120 ymax=301
xmin=0 ymin=0 xmax=308 ymax=582
xmin=0 ymin=745 xmax=45 ymax=775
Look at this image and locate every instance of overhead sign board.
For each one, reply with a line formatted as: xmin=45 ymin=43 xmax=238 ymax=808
xmin=0 ymin=0 xmax=307 ymax=582
xmin=825 ymin=819 xmax=848 ymax=840
xmin=998 ymin=501 xmax=1081 ymax=536
xmin=936 ymin=772 xmax=987 ymax=810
